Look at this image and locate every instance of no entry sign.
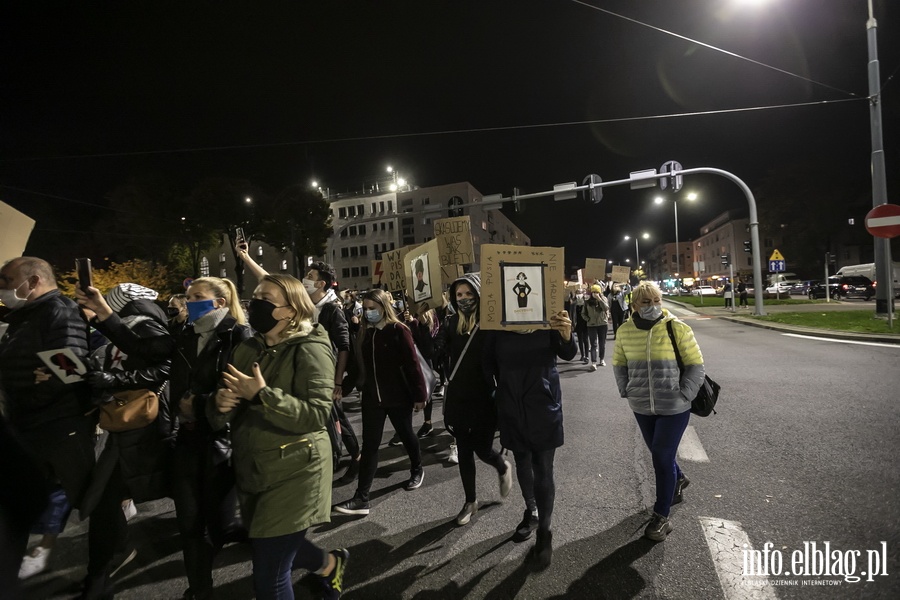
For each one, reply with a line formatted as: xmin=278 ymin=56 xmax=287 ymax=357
xmin=865 ymin=204 xmax=900 ymax=239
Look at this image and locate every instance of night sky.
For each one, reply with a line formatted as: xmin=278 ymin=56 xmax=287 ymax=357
xmin=2 ymin=0 xmax=898 ymax=268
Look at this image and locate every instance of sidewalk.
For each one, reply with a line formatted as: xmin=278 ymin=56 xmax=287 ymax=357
xmin=665 ymin=298 xmax=900 ymax=345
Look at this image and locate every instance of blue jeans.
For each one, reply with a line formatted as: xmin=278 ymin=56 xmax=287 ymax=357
xmin=587 ymin=325 xmax=608 ymax=363
xmin=633 ymin=410 xmax=691 ymax=517
xmin=251 ymin=529 xmax=325 ymax=600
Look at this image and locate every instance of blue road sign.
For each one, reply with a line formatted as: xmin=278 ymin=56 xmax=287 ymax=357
xmin=768 ymin=260 xmax=785 ymax=273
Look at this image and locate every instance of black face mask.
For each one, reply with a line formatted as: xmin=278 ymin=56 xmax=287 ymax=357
xmin=248 ymin=298 xmax=286 ymax=334
xmin=457 ymin=298 xmax=477 ymax=315
xmin=166 ymin=307 xmax=181 ymax=319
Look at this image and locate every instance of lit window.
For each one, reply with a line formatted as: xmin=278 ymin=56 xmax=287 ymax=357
xmin=281 ymin=259 xmax=288 ymax=271
xmin=257 ymin=245 xmax=263 ymax=257
xmin=219 ymin=253 xmax=226 ymax=263
xmin=200 ymin=257 xmax=210 ymax=277
xmin=220 ymin=268 xmax=227 ymax=278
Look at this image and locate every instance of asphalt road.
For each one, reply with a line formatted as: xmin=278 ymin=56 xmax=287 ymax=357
xmin=22 ymin=302 xmax=900 ymax=599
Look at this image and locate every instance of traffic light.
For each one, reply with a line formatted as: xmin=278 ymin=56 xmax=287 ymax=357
xmin=743 ymin=240 xmax=751 ymax=253
xmin=721 ymin=254 xmax=730 ymax=265
xmin=826 ymin=252 xmax=836 ymax=265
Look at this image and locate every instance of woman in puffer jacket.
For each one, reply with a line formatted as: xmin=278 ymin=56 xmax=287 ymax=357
xmin=612 ymin=281 xmax=705 ymax=543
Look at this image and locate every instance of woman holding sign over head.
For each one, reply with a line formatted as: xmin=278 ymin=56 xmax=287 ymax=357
xmin=612 ymin=281 xmax=705 ymax=542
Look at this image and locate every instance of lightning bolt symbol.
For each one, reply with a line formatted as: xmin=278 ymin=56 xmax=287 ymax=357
xmin=375 ymin=261 xmax=384 ymax=282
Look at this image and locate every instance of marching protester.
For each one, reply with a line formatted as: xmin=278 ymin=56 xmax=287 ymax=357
xmin=333 ymin=289 xmax=427 ymax=516
xmin=434 ymin=273 xmax=512 ymax=526
xmin=0 ymin=258 xmax=102 ymax=599
xmin=483 ymin=309 xmax=576 ymax=570
xmin=610 ymin=284 xmax=627 ymax=338
xmin=75 ymin=282 xmax=175 ymax=598
xmin=612 ymin=281 xmax=705 ymax=542
xmin=167 ymin=294 xmax=189 ymax=336
xmin=580 ymin=284 xmax=610 ymax=370
xmin=571 ymin=288 xmax=589 ymax=364
xmin=167 ymin=276 xmax=251 ymax=600
xmin=390 ymin=303 xmax=436 ymax=445
xmin=211 ymin=274 xmax=348 ymax=600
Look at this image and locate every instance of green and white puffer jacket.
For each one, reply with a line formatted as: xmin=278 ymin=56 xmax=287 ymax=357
xmin=612 ymin=310 xmax=705 ymax=415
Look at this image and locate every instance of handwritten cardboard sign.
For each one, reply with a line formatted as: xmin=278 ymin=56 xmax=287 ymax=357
xmin=441 ymin=264 xmax=463 ymax=286
xmin=406 ymin=239 xmax=443 ymax=311
xmin=434 ymin=216 xmax=474 ymax=266
xmin=583 ymin=258 xmax=607 ymax=284
xmin=383 ymin=245 xmax=415 ymax=292
xmin=0 ymin=200 xmax=36 ymax=264
xmin=479 ymin=244 xmax=564 ymax=331
xmin=610 ymin=265 xmax=631 ymax=284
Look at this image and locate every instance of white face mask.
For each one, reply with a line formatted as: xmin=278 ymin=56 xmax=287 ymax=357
xmin=0 ymin=280 xmax=31 ymax=309
xmin=302 ymin=278 xmax=319 ymax=296
xmin=639 ymin=305 xmax=663 ymax=321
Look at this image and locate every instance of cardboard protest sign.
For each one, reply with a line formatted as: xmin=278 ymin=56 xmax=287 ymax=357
xmin=371 ymin=260 xmax=384 ymax=287
xmin=37 ymin=349 xmax=87 ymax=384
xmin=434 ymin=216 xmax=474 ymax=266
xmin=583 ymin=259 xmax=607 ymax=284
xmin=479 ymin=244 xmax=564 ymax=331
xmin=441 ymin=264 xmax=463 ymax=286
xmin=610 ymin=265 xmax=631 ymax=284
xmin=0 ymin=201 xmax=36 ymax=264
xmin=406 ymin=239 xmax=443 ymax=311
xmin=383 ymin=245 xmax=415 ymax=292
xmin=566 ymin=268 xmax=583 ymax=290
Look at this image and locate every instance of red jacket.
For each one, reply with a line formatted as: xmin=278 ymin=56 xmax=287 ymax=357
xmin=360 ymin=322 xmax=427 ymax=408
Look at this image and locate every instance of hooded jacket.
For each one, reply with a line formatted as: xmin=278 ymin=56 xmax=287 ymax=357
xmin=612 ymin=309 xmax=705 ymax=416
xmin=434 ymin=273 xmax=494 ymax=432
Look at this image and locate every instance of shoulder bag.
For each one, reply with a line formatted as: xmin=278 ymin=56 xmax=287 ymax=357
xmin=99 ymin=381 xmax=167 ymax=432
xmin=664 ymin=321 xmax=720 ymax=417
xmin=397 ymin=324 xmax=437 ymax=401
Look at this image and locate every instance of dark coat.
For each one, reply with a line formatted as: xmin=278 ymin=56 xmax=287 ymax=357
xmin=82 ymin=299 xmax=174 ymax=512
xmin=434 ymin=314 xmax=494 ymax=433
xmin=483 ymin=329 xmax=577 ymax=452
xmin=359 ymin=322 xmax=426 ymax=409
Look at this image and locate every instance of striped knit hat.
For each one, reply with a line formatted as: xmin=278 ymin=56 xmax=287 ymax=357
xmin=106 ymin=283 xmax=159 ymax=313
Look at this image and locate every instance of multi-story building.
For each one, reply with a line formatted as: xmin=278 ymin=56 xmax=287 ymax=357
xmin=326 ymin=182 xmax=530 ymax=290
xmin=692 ymin=210 xmax=753 ymax=284
xmin=646 ymin=241 xmax=695 ymax=281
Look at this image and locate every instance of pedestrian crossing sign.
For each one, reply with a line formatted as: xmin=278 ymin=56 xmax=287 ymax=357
xmin=768 ymin=249 xmax=784 ymax=261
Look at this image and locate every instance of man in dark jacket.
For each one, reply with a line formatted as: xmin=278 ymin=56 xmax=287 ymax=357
xmin=0 ymin=258 xmax=95 ymax=584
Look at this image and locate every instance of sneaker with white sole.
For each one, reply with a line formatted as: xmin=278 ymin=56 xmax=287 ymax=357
xmin=599 ymin=360 xmax=606 ymax=367
xmin=455 ymin=501 xmax=479 ymax=526
xmin=405 ymin=468 xmax=425 ymax=491
xmin=333 ymin=495 xmax=370 ymax=516
xmin=498 ymin=460 xmax=513 ymax=498
xmin=588 ymin=364 xmax=597 ymax=372
xmin=321 ymin=548 xmax=349 ymax=600
xmin=18 ymin=546 xmax=51 ymax=580
xmin=447 ymin=443 xmax=458 ymax=465
xmin=388 ymin=433 xmax=402 ymax=447
xmin=109 ymin=547 xmax=138 ymax=578
xmin=644 ymin=512 xmax=673 ymax=541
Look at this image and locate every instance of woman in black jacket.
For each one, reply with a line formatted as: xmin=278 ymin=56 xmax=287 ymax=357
xmin=169 ymin=277 xmax=251 ymax=600
xmin=76 ymin=283 xmax=175 ymax=599
xmin=435 ymin=273 xmax=511 ymax=526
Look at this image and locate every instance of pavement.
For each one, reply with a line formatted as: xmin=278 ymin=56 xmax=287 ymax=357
xmin=665 ymin=296 xmax=900 ymax=345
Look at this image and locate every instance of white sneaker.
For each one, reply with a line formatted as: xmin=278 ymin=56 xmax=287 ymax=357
xmin=18 ymin=547 xmax=51 ymax=580
xmin=456 ymin=501 xmax=479 ymax=525
xmin=599 ymin=360 xmax=606 ymax=367
xmin=122 ymin=498 xmax=137 ymax=521
xmin=589 ymin=364 xmax=597 ymax=372
xmin=447 ymin=443 xmax=459 ymax=465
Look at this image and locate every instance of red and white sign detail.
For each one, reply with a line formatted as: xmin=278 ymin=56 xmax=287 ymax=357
xmin=865 ymin=204 xmax=900 ymax=239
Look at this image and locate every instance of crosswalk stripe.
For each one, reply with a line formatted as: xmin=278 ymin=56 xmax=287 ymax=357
xmin=677 ymin=425 xmax=709 ymax=463
xmin=699 ymin=517 xmax=778 ymax=600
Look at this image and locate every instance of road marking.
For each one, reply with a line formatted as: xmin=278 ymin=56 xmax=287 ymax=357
xmin=699 ymin=517 xmax=778 ymax=600
xmin=677 ymin=425 xmax=709 ymax=463
xmin=782 ymin=333 xmax=900 ymax=349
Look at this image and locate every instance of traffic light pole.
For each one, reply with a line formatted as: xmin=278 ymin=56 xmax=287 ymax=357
xmin=487 ymin=165 xmax=767 ymax=315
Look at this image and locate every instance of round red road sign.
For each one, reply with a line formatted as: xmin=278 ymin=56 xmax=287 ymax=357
xmin=865 ymin=204 xmax=900 ymax=239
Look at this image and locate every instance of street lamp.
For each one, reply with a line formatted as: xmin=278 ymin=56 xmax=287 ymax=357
xmin=655 ymin=192 xmax=697 ymax=278
xmin=624 ymin=233 xmax=650 ymax=267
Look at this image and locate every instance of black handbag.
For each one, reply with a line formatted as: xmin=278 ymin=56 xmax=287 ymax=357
xmin=665 ymin=321 xmax=720 ymax=417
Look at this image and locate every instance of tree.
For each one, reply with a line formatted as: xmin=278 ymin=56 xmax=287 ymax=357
xmin=57 ymin=259 xmax=176 ymax=298
xmin=253 ymin=185 xmax=332 ymax=278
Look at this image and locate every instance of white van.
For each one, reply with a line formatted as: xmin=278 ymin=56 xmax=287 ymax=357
xmin=835 ymin=262 xmax=900 ymax=297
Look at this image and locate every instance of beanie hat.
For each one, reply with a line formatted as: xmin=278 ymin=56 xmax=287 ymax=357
xmin=106 ymin=283 xmax=159 ymax=313
xmin=591 ymin=284 xmax=603 ymax=293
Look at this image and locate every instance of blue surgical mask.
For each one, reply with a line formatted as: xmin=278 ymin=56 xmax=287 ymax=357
xmin=187 ymin=299 xmax=217 ymax=323
xmin=639 ymin=305 xmax=663 ymax=321
xmin=364 ymin=309 xmax=382 ymax=324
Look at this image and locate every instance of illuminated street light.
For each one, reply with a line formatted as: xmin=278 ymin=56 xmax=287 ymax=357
xmin=655 ymin=193 xmax=697 ymax=277
xmin=624 ymin=233 xmax=650 ymax=267
xmin=245 ymin=196 xmax=252 ymax=204
xmin=311 ymin=180 xmax=318 ymax=189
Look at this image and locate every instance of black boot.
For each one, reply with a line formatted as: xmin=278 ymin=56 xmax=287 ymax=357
xmin=531 ymin=529 xmax=553 ymax=571
xmin=78 ymin=571 xmax=113 ymax=600
xmin=337 ymin=457 xmax=360 ymax=484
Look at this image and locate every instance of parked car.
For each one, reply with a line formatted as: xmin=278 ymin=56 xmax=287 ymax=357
xmin=789 ymin=280 xmax=817 ymax=296
xmin=765 ymin=281 xmax=795 ymax=294
xmin=691 ymin=286 xmax=717 ymax=296
xmin=808 ymin=276 xmax=874 ymax=300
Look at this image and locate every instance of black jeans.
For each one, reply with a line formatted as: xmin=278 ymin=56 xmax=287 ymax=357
xmin=356 ymin=404 xmax=421 ymax=502
xmin=334 ymin=402 xmax=360 ymax=459
xmin=456 ymin=424 xmax=506 ymax=503
xmin=513 ymin=448 xmax=556 ymax=532
xmin=86 ymin=465 xmax=128 ymax=577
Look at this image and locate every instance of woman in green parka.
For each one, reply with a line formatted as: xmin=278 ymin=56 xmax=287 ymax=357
xmin=210 ymin=274 xmax=348 ymax=600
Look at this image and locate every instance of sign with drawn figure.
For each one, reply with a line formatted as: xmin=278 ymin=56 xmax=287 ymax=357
xmin=441 ymin=264 xmax=463 ymax=286
xmin=479 ymin=244 xmax=564 ymax=331
xmin=583 ymin=258 xmax=607 ymax=284
xmin=434 ymin=216 xmax=475 ymax=266
xmin=0 ymin=200 xmax=36 ymax=264
xmin=610 ymin=265 xmax=631 ymax=284
xmin=371 ymin=260 xmax=384 ymax=287
xmin=383 ymin=245 xmax=415 ymax=292
xmin=405 ymin=239 xmax=443 ymax=310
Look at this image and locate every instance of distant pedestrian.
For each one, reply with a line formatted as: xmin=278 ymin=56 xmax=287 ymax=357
xmin=610 ymin=284 xmax=627 ymax=338
xmin=483 ymin=310 xmax=577 ymax=570
xmin=723 ymin=281 xmax=733 ymax=309
xmin=580 ymin=284 xmax=609 ymax=370
xmin=737 ymin=279 xmax=749 ymax=308
xmin=612 ymin=281 xmax=705 ymax=543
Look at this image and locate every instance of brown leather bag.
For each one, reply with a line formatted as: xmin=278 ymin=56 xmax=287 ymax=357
xmin=99 ymin=386 xmax=162 ymax=432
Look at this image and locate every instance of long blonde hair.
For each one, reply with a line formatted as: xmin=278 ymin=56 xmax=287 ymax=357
xmin=189 ymin=277 xmax=246 ymax=324
xmin=359 ymin=289 xmax=401 ymax=334
xmin=261 ymin=274 xmax=315 ymax=337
